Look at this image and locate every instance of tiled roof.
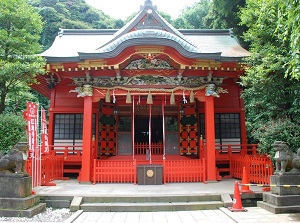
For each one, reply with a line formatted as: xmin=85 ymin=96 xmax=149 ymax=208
xmin=41 ymin=1 xmax=249 ymax=63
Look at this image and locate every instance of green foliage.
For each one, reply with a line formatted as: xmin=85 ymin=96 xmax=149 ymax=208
xmin=239 ymin=0 xmax=300 ymax=154
xmin=29 ymin=0 xmax=118 ymax=50
xmin=251 ymin=119 xmax=300 ymax=156
xmin=285 ymin=0 xmax=300 ymax=79
xmin=204 ymin=0 xmax=247 ymax=47
xmin=0 ymin=0 xmax=46 ymax=114
xmin=174 ymin=0 xmax=210 ymax=29
xmin=0 ymin=114 xmax=26 ymax=154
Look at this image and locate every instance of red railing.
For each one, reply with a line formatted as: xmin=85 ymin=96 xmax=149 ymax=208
xmin=93 ymin=159 xmax=137 ymax=184
xmin=49 ymin=145 xmax=82 ymax=160
xmin=215 ymin=144 xmax=258 ymax=161
xmin=26 ymin=156 xmax=66 ymax=186
xmin=231 ymin=154 xmax=274 ymax=184
xmin=134 ymin=142 xmax=163 ymax=155
xmin=92 ymin=158 xmax=206 ymax=184
xmin=163 ymin=158 xmax=206 ymax=183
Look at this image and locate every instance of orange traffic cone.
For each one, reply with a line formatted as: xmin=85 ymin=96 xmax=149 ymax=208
xmin=240 ymin=166 xmax=254 ymax=194
xmin=228 ymin=181 xmax=247 ymax=212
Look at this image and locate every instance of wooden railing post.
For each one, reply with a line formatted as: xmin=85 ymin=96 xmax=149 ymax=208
xmin=133 ymin=159 xmax=137 ymax=185
xmin=163 ymin=158 xmax=166 ymax=184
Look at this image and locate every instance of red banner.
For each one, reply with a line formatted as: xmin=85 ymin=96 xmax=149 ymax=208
xmin=26 ymin=102 xmax=38 ymax=159
xmin=41 ymin=107 xmax=49 ymax=154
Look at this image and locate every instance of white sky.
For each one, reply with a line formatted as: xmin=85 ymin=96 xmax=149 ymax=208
xmin=85 ymin=0 xmax=198 ymax=20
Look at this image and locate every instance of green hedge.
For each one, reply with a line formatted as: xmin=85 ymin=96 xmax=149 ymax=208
xmin=251 ymin=118 xmax=300 ymax=157
xmin=0 ymin=114 xmax=26 ymax=154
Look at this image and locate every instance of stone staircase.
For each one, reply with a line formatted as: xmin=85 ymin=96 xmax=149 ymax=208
xmin=41 ymin=194 xmax=226 ymax=212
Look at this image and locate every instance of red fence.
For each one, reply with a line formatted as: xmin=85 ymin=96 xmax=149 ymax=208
xmin=26 ymin=156 xmax=65 ymax=186
xmin=134 ymin=142 xmax=163 ymax=155
xmin=163 ymin=158 xmax=206 ymax=183
xmin=93 ymin=159 xmax=137 ymax=184
xmin=92 ymin=158 xmax=206 ymax=184
xmin=231 ymin=154 xmax=274 ymax=184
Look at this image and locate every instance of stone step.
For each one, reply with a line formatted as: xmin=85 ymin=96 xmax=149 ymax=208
xmin=0 ymin=203 xmax=46 ymax=218
xmin=257 ymin=201 xmax=300 ymax=214
xmin=82 ymin=194 xmax=221 ymax=203
xmin=40 ymin=195 xmax=73 ymax=208
xmin=80 ymin=201 xmax=224 ymax=212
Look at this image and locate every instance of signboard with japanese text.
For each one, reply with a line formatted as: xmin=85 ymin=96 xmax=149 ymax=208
xmin=41 ymin=107 xmax=49 ymax=154
xmin=26 ymin=102 xmax=38 ymax=159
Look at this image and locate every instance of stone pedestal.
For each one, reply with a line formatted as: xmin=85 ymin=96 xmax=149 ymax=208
xmin=0 ymin=176 xmax=46 ymax=217
xmin=0 ymin=176 xmax=32 ymax=198
xmin=257 ymin=175 xmax=300 ymax=214
xmin=271 ymin=175 xmax=300 ymax=195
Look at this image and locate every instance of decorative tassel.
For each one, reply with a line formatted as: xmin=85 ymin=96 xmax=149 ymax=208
xmin=126 ymin=91 xmax=132 ymax=103
xmin=170 ymin=91 xmax=175 ymax=105
xmin=190 ymin=91 xmax=195 ymax=103
xmin=105 ymin=89 xmax=110 ymax=103
xmin=147 ymin=91 xmax=153 ymax=104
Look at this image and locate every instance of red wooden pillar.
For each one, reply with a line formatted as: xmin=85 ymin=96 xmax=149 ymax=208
xmin=240 ymin=109 xmax=247 ymax=152
xmin=48 ymin=89 xmax=56 ymax=153
xmin=205 ymin=96 xmax=217 ymax=181
xmin=80 ymin=96 xmax=93 ymax=183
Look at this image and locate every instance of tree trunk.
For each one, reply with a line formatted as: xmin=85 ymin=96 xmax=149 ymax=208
xmin=0 ymin=83 xmax=7 ymax=114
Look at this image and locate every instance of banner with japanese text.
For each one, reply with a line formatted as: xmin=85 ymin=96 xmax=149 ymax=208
xmin=26 ymin=102 xmax=38 ymax=159
xmin=41 ymin=107 xmax=49 ymax=154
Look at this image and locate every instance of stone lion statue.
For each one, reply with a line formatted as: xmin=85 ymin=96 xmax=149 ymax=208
xmin=0 ymin=142 xmax=28 ymax=176
xmin=273 ymin=141 xmax=293 ymax=175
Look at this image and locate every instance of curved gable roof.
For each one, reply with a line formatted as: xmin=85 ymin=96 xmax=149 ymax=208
xmin=40 ymin=0 xmax=250 ymax=63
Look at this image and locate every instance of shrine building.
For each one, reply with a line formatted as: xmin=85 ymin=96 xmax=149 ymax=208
xmin=32 ymin=0 xmax=251 ymax=184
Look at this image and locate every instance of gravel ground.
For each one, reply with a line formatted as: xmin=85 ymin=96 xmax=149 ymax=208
xmin=0 ymin=208 xmax=72 ymax=222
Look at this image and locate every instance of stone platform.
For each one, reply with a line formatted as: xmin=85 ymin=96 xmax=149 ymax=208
xmin=0 ymin=176 xmax=46 ymax=217
xmin=257 ymin=175 xmax=300 ymax=213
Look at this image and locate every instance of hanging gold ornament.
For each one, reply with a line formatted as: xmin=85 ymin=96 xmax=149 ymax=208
xmin=105 ymin=89 xmax=110 ymax=103
xmin=147 ymin=91 xmax=153 ymax=104
xmin=170 ymin=91 xmax=175 ymax=105
xmin=190 ymin=91 xmax=195 ymax=103
xmin=126 ymin=91 xmax=132 ymax=103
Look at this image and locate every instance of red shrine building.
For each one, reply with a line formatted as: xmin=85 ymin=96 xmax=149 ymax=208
xmin=32 ymin=0 xmax=251 ymax=184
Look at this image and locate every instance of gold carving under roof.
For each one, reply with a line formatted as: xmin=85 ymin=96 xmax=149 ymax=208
xmin=193 ymin=60 xmax=221 ymax=69
xmin=77 ymin=60 xmax=108 ymax=69
xmin=135 ymin=47 xmax=165 ymax=55
xmin=50 ymin=64 xmax=64 ymax=71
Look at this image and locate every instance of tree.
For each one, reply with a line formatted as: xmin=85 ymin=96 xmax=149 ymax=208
xmin=29 ymin=0 xmax=118 ymax=50
xmin=0 ymin=114 xmax=26 ymax=154
xmin=174 ymin=0 xmax=210 ymax=29
xmin=285 ymin=0 xmax=300 ymax=79
xmin=204 ymin=0 xmax=247 ymax=47
xmin=0 ymin=0 xmax=45 ymax=114
xmin=239 ymin=0 xmax=300 ymax=153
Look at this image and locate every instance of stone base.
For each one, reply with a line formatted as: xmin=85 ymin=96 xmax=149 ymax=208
xmin=270 ymin=175 xmax=300 ymax=195
xmin=0 ymin=195 xmax=46 ymax=217
xmin=0 ymin=176 xmax=32 ymax=198
xmin=0 ymin=195 xmax=40 ymax=209
xmin=0 ymin=176 xmax=46 ymax=217
xmin=0 ymin=203 xmax=46 ymax=218
xmin=257 ymin=192 xmax=300 ymax=214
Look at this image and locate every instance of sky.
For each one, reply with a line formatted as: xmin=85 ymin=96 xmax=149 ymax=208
xmin=85 ymin=0 xmax=198 ymax=20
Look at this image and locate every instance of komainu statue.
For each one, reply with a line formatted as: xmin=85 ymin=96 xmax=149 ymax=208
xmin=0 ymin=142 xmax=28 ymax=177
xmin=273 ymin=141 xmax=293 ymax=175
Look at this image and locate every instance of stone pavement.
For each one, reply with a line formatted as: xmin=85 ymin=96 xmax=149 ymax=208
xmin=66 ymin=207 xmax=300 ymax=223
xmin=32 ymin=179 xmax=300 ymax=223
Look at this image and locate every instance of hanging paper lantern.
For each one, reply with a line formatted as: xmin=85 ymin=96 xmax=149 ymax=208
xmin=190 ymin=90 xmax=195 ymax=103
xmin=126 ymin=91 xmax=132 ymax=103
xmin=147 ymin=91 xmax=153 ymax=104
xmin=105 ymin=89 xmax=110 ymax=103
xmin=170 ymin=91 xmax=175 ymax=105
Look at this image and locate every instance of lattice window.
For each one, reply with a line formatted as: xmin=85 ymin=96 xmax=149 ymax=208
xmin=200 ymin=113 xmax=241 ymax=142
xmin=54 ymin=114 xmax=96 ymax=140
